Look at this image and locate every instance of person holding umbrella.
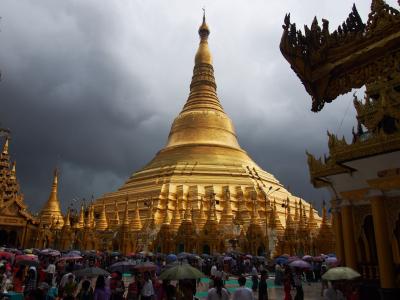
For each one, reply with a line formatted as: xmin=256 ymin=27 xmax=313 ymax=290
xmin=141 ymin=271 xmax=155 ymax=300
xmin=24 ymin=267 xmax=37 ymax=297
xmin=323 ymin=281 xmax=345 ymax=300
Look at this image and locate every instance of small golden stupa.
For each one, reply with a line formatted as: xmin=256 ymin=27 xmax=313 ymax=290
xmin=95 ymin=13 xmax=320 ymax=245
xmin=39 ymin=169 xmax=64 ymax=229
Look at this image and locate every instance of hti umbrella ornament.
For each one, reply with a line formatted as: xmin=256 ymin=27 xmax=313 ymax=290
xmin=322 ymin=267 xmax=361 ymax=281
xmin=159 ymin=263 xmax=205 ymax=280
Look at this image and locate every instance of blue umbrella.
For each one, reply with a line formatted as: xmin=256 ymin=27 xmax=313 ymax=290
xmin=327 ymin=253 xmax=336 ymax=257
xmin=275 ymin=257 xmax=288 ymax=265
xmin=167 ymin=254 xmax=177 ymax=262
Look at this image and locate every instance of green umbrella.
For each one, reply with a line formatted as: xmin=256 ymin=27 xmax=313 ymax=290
xmin=73 ymin=267 xmax=110 ymax=278
xmin=159 ymin=263 xmax=205 ymax=280
xmin=322 ymin=267 xmax=361 ymax=281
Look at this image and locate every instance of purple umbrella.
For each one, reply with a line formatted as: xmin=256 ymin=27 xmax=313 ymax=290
xmin=289 ymin=260 xmax=311 ymax=269
xmin=302 ymin=255 xmax=312 ymax=261
xmin=326 ymin=257 xmax=338 ymax=266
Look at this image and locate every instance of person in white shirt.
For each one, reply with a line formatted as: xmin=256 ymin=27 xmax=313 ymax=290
xmin=232 ymin=276 xmax=254 ymax=300
xmin=207 ymin=278 xmax=229 ymax=300
xmin=141 ymin=272 xmax=155 ymax=300
xmin=210 ymin=264 xmax=217 ymax=278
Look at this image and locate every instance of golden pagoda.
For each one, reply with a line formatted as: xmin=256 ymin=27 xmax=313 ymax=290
xmin=94 ymin=13 xmax=321 ymax=254
xmin=39 ymin=169 xmax=64 ymax=228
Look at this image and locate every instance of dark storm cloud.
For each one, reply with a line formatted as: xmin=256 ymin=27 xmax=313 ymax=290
xmin=1 ymin=0 xmax=397 ymax=213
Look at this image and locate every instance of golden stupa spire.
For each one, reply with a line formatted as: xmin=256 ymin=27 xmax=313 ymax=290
xmin=64 ymin=208 xmax=71 ymax=228
xmin=163 ymin=201 xmax=171 ymax=224
xmin=10 ymin=161 xmax=16 ymax=180
xmin=271 ymin=198 xmax=284 ymax=233
xmin=77 ymin=203 xmax=85 ymax=229
xmin=2 ymin=138 xmax=9 ymax=155
xmin=40 ymin=168 xmax=64 ymax=228
xmin=113 ymin=200 xmax=120 ymax=226
xmin=96 ymin=200 xmax=108 ymax=231
xmin=208 ymin=193 xmax=218 ymax=223
xmin=131 ymin=201 xmax=142 ymax=231
xmin=307 ymin=203 xmax=318 ymax=231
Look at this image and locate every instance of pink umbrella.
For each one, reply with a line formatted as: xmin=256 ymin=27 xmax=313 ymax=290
xmin=15 ymin=254 xmax=38 ymax=262
xmin=289 ymin=260 xmax=311 ymax=269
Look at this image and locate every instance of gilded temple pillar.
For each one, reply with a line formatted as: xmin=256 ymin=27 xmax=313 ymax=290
xmin=370 ymin=196 xmax=395 ymax=289
xmin=341 ymin=204 xmax=357 ymax=270
xmin=333 ymin=209 xmax=345 ymax=264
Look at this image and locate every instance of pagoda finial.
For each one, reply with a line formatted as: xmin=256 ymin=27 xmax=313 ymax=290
xmin=96 ymin=200 xmax=108 ymax=231
xmin=195 ymin=10 xmax=212 ymax=65
xmin=131 ymin=201 xmax=142 ymax=231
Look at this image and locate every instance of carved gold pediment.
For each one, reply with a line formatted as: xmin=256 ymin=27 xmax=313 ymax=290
xmin=280 ymin=1 xmax=400 ymax=111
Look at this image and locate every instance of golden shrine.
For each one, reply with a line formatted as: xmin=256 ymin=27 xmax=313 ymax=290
xmin=0 ymin=14 xmax=334 ymax=258
xmin=281 ymin=0 xmax=400 ymax=297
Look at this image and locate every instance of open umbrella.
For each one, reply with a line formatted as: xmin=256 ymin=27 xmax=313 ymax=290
xmin=275 ymin=257 xmax=288 ymax=265
xmin=302 ymin=255 xmax=312 ymax=261
xmin=166 ymin=254 xmax=177 ymax=262
xmin=326 ymin=257 xmax=338 ymax=266
xmin=73 ymin=267 xmax=109 ymax=278
xmin=16 ymin=255 xmax=39 ymax=267
xmin=177 ymin=252 xmax=192 ymax=260
xmin=289 ymin=260 xmax=311 ymax=269
xmin=287 ymin=256 xmax=299 ymax=263
xmin=133 ymin=262 xmax=157 ymax=272
xmin=322 ymin=267 xmax=360 ymax=281
xmin=110 ymin=261 xmax=136 ymax=273
xmin=59 ymin=256 xmax=83 ymax=261
xmin=159 ymin=263 xmax=205 ymax=280
xmin=0 ymin=251 xmax=14 ymax=260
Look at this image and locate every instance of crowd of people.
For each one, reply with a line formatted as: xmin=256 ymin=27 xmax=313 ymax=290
xmin=0 ymin=248 xmax=358 ymax=300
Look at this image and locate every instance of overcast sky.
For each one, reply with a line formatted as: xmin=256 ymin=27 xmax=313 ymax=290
xmin=1 ymin=0 xmax=397 ymax=214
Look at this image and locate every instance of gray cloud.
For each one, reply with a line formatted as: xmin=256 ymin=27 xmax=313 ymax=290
xmin=1 ymin=0 xmax=397 ymax=213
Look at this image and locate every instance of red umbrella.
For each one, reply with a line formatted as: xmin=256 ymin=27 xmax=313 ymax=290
xmin=15 ymin=254 xmax=38 ymax=262
xmin=0 ymin=251 xmax=15 ymax=260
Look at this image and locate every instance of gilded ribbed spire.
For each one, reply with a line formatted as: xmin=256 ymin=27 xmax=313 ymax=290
xmin=163 ymin=201 xmax=171 ymax=224
xmin=195 ymin=10 xmax=212 ymax=65
xmin=114 ymin=200 xmax=120 ymax=226
xmin=96 ymin=200 xmax=108 ymax=231
xmin=131 ymin=201 xmax=142 ymax=231
xmin=64 ymin=208 xmax=71 ymax=228
xmin=271 ymin=198 xmax=284 ymax=234
xmin=40 ymin=168 xmax=64 ymax=228
xmin=76 ymin=203 xmax=85 ymax=229
xmin=2 ymin=138 xmax=8 ymax=155
xmin=10 ymin=161 xmax=16 ymax=180
xmin=307 ymin=203 xmax=318 ymax=231
xmin=208 ymin=194 xmax=218 ymax=223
